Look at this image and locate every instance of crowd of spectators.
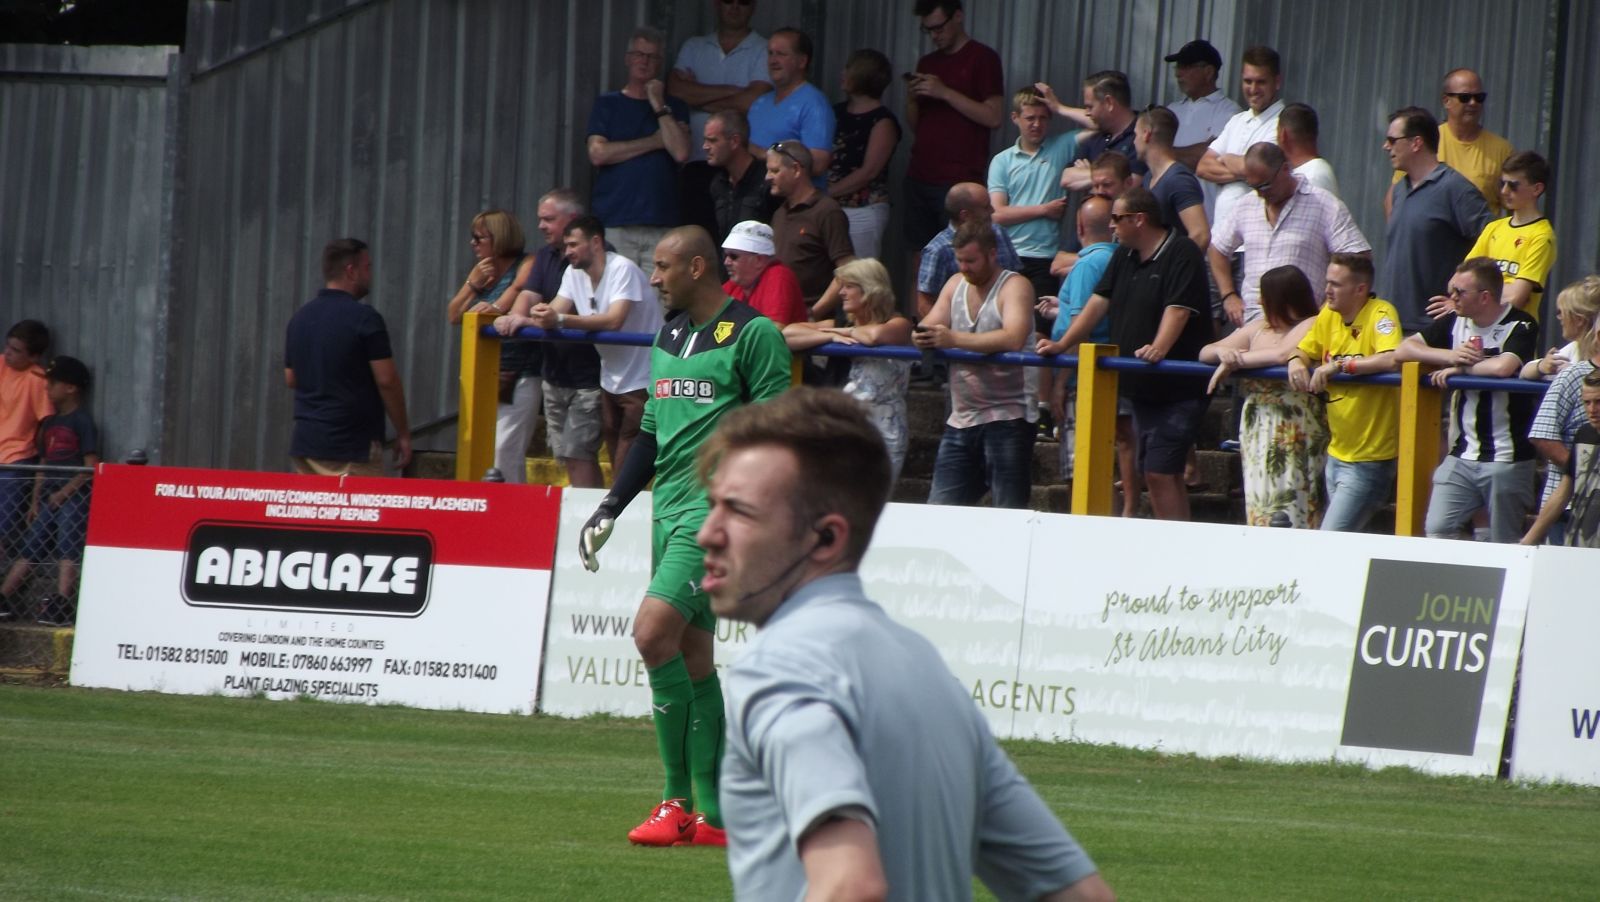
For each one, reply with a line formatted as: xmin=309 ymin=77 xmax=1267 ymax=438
xmin=425 ymin=0 xmax=1596 ymax=550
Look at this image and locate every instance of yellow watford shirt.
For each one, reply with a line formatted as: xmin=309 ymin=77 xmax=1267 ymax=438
xmin=1467 ymin=216 xmax=1556 ymax=322
xmin=1298 ymin=298 xmax=1404 ymax=462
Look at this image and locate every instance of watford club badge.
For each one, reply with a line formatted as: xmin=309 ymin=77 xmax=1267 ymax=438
xmin=714 ymin=321 xmax=734 ymax=343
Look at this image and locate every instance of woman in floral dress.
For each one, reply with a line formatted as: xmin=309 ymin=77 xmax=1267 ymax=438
xmin=1201 ymin=265 xmax=1329 ymax=527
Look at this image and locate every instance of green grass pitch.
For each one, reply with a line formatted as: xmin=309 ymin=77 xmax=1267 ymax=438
xmin=2 ymin=683 xmax=1596 ymax=900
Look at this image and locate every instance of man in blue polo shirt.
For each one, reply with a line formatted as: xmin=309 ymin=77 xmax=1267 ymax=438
xmin=989 ymin=86 xmax=1076 ymax=305
xmin=1380 ymin=106 xmax=1492 ymax=332
xmin=283 ymin=238 xmax=411 ymax=476
xmin=747 ymin=28 xmax=834 ymax=189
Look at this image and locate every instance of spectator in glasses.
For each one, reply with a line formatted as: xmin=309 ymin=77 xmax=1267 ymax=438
xmin=1387 ymin=69 xmax=1513 ymax=219
xmin=586 ymin=27 xmax=691 ymax=270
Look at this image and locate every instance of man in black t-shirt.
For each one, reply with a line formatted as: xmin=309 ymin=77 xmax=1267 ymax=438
xmin=1075 ymin=187 xmax=1214 ymax=521
xmin=1397 ymin=257 xmax=1538 ymax=542
xmin=284 ymin=239 xmax=411 ymax=476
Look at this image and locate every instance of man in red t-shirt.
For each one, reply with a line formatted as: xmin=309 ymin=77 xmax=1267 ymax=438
xmin=903 ymin=0 xmax=1005 ymax=255
xmin=721 ymin=220 xmax=808 ymax=326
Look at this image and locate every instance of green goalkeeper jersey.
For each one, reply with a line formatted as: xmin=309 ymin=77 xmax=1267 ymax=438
xmin=643 ymin=298 xmax=792 ymax=519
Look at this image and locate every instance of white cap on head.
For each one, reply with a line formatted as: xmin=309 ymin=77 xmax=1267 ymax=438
xmin=723 ymin=220 xmax=775 ymax=256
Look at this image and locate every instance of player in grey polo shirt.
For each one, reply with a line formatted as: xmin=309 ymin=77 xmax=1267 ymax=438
xmin=695 ymin=387 xmax=1111 ymax=902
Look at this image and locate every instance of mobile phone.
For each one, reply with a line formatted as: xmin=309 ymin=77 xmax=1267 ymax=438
xmin=914 ymin=324 xmax=930 ymax=332
xmin=901 ymin=72 xmax=919 ymax=82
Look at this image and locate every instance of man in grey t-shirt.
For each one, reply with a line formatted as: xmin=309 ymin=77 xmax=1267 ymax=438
xmin=695 ymin=387 xmax=1112 ymax=902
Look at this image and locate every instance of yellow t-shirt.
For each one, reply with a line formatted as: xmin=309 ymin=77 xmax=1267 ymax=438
xmin=1389 ymin=126 xmax=1513 ymax=215
xmin=1466 ymin=216 xmax=1556 ymax=322
xmin=1297 ymin=298 xmax=1404 ymax=463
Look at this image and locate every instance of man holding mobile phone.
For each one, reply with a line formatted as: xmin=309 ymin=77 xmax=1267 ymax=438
xmin=903 ymin=2 xmax=1005 ymax=260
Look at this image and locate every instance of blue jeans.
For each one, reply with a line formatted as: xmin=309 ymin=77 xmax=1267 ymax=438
xmin=1425 ymin=456 xmax=1537 ymax=543
xmin=928 ymin=418 xmax=1035 ymax=509
xmin=1321 ymin=457 xmax=1396 ymax=533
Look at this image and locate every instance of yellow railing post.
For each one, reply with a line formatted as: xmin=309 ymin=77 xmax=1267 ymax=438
xmin=1071 ymin=344 xmax=1118 ymax=516
xmin=456 ymin=312 xmax=500 ymax=482
xmin=1395 ymin=361 xmax=1442 ymax=536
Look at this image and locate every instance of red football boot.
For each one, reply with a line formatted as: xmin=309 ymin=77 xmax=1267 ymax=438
xmin=628 ymin=799 xmax=696 ymax=846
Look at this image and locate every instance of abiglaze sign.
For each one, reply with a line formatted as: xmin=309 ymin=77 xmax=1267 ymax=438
xmin=71 ymin=465 xmax=559 ymax=714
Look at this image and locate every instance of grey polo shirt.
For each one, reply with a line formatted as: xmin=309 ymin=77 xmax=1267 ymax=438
xmin=1381 ymin=163 xmax=1492 ymax=331
xmin=721 ymin=573 xmax=1098 ymax=901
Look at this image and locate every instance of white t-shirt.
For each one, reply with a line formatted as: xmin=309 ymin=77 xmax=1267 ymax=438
xmin=1172 ymin=89 xmax=1241 ymax=221
xmin=1294 ymin=157 xmax=1340 ymax=198
xmin=1208 ymin=98 xmax=1284 ymax=229
xmin=557 ymin=252 xmax=663 ymax=394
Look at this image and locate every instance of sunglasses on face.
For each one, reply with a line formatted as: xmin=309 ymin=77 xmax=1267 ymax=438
xmin=1109 ymin=212 xmax=1139 ymax=224
xmin=1446 ymin=92 xmax=1487 ymax=104
xmin=1247 ymin=163 xmax=1284 ymax=194
xmin=1499 ymin=179 xmax=1523 ymax=191
xmin=470 ymin=234 xmax=490 ymax=244
xmin=1383 ymin=134 xmax=1415 ymax=147
xmin=920 ymin=15 xmax=951 ymax=35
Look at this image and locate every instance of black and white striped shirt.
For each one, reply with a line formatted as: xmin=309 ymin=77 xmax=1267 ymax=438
xmin=1420 ymin=306 xmax=1539 ymax=462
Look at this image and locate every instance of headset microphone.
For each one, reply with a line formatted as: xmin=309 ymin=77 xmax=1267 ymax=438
xmin=733 ymin=525 xmax=831 ymax=605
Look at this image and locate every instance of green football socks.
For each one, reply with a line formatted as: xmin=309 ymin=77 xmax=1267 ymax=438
xmin=689 ymin=671 xmax=725 ymax=828
xmin=647 ymin=654 xmax=694 ymax=804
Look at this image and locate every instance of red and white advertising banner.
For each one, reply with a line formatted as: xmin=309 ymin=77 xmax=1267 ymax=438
xmin=1511 ymin=545 xmax=1600 ymax=786
xmin=70 ymin=464 xmax=559 ymax=714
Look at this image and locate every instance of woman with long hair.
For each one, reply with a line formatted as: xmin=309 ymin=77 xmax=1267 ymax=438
xmin=1201 ymin=265 xmax=1329 ymax=527
xmin=783 ymin=258 xmax=913 ymax=480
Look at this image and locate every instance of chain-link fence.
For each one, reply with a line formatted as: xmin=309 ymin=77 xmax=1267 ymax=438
xmin=0 ymin=463 xmax=92 ymax=676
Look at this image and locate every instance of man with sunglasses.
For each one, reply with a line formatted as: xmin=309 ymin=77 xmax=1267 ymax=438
xmin=1380 ymin=106 xmax=1492 ymax=332
xmin=1387 ymin=69 xmax=1513 ymax=219
xmin=1209 ymin=142 xmax=1368 ymax=327
xmin=1396 ymin=257 xmax=1539 ymax=543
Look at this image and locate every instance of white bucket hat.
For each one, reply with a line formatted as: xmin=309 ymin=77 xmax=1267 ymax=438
xmin=722 ymin=220 xmax=776 ymax=256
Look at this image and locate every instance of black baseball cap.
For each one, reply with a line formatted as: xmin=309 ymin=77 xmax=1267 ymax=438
xmin=45 ymin=355 xmax=90 ymax=390
xmin=1165 ymin=40 xmax=1222 ymax=69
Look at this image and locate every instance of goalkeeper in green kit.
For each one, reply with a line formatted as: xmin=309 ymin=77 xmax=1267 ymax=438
xmin=578 ymin=225 xmax=791 ymax=847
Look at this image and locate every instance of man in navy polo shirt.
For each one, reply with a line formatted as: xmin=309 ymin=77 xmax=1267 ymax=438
xmin=284 ymin=238 xmax=411 ymax=477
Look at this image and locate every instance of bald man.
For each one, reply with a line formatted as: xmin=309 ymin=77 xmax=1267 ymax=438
xmin=915 ymin=182 xmax=1024 ymax=317
xmin=576 ymin=225 xmax=792 ymax=848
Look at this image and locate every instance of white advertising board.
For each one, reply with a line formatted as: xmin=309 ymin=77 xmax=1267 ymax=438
xmin=1019 ymin=517 xmax=1532 ymax=776
xmin=70 ymin=465 xmax=559 ymax=714
xmin=1511 ymin=545 xmax=1600 ymax=785
xmin=540 ymin=492 xmax=1030 ymax=735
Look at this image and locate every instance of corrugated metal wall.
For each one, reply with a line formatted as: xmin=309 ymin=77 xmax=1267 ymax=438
xmin=6 ymin=1 xmax=1590 ymax=471
xmin=0 ymin=45 xmax=175 ymax=464
xmin=168 ymin=0 xmax=665 ymax=469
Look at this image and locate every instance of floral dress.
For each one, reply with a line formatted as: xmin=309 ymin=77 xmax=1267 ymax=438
xmin=1239 ymin=377 xmax=1329 ymax=527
